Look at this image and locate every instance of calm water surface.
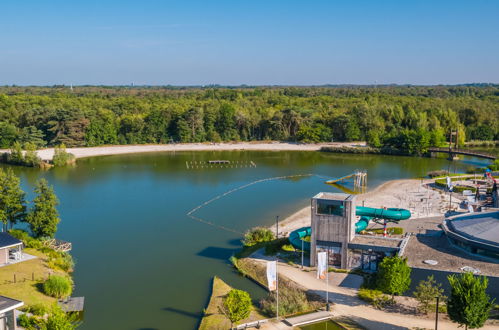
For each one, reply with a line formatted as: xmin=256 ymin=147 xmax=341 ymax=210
xmin=3 ymin=150 xmax=489 ymax=330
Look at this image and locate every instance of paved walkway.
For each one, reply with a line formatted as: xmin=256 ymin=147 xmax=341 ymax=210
xmin=251 ymin=255 xmax=499 ymax=330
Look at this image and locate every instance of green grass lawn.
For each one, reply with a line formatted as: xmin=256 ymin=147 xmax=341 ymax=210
xmin=0 ymin=248 xmax=67 ymax=308
xmin=198 ymin=276 xmax=266 ymax=330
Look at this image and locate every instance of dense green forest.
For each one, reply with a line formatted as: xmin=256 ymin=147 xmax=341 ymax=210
xmin=0 ymin=85 xmax=498 ymax=155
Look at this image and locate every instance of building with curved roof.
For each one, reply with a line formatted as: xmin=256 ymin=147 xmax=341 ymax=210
xmin=442 ymin=211 xmax=499 ymax=261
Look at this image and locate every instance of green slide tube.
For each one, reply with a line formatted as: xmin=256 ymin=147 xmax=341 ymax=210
xmin=288 ymin=206 xmax=411 ymax=251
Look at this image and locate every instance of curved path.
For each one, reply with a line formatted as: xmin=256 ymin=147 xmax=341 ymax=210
xmin=249 ymin=254 xmax=499 ymax=330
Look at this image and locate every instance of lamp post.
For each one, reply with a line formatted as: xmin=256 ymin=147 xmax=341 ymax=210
xmin=301 ymin=238 xmax=304 ymax=269
xmin=275 ymin=215 xmax=279 ymax=239
xmin=435 ymin=296 xmax=440 ymax=330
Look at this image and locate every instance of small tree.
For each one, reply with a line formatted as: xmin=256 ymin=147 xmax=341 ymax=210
xmin=9 ymin=141 xmax=24 ymax=165
xmin=23 ymin=142 xmax=42 ymax=167
xmin=26 ymin=178 xmax=60 ymax=238
xmin=0 ymin=168 xmax=27 ymax=231
xmin=414 ymin=275 xmax=446 ymax=314
xmin=219 ymin=289 xmax=252 ymax=327
xmin=242 ymin=227 xmax=275 ymax=247
xmin=376 ymin=256 xmax=411 ymax=297
xmin=447 ymin=272 xmax=494 ymax=330
xmin=52 ymin=144 xmax=75 ymax=166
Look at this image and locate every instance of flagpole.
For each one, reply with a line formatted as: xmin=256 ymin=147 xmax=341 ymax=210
xmin=275 ymin=215 xmax=279 ymax=321
xmin=326 ymin=250 xmax=329 ymax=311
xmin=276 ymin=259 xmax=279 ymax=320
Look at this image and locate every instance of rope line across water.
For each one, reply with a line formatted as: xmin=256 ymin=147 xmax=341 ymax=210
xmin=186 ymin=173 xmax=330 ymax=234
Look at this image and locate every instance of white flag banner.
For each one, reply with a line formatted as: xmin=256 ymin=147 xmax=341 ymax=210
xmin=266 ymin=261 xmax=277 ymax=291
xmin=317 ymin=252 xmax=327 ymax=280
xmin=446 ymin=177 xmax=453 ymax=191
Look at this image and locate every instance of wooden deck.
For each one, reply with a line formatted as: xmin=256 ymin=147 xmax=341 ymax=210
xmin=58 ymin=297 xmax=85 ymax=312
xmin=284 ymin=310 xmax=334 ymax=326
xmin=428 ymin=148 xmax=496 ymax=160
xmin=42 ymin=239 xmax=72 ymax=252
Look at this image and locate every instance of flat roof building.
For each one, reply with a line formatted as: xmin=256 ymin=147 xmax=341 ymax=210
xmin=0 ymin=295 xmax=23 ymax=330
xmin=442 ymin=210 xmax=499 ymax=261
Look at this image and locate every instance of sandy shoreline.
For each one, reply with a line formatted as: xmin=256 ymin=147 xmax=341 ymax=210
xmin=270 ymin=178 xmax=446 ymax=236
xmin=0 ymin=141 xmax=365 ymax=161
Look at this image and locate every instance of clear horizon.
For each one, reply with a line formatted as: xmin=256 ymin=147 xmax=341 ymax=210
xmin=1 ymin=0 xmax=498 ymax=85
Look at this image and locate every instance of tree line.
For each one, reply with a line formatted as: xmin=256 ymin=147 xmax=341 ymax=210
xmin=0 ymin=86 xmax=497 ymax=155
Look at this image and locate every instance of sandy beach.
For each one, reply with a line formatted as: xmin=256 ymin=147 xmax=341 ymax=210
xmin=3 ymin=141 xmax=365 ymax=161
xmin=270 ymin=178 xmax=447 ymax=236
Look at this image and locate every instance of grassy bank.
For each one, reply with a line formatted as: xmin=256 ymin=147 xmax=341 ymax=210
xmin=198 ymin=276 xmax=265 ymax=330
xmin=0 ymin=248 xmax=68 ymax=307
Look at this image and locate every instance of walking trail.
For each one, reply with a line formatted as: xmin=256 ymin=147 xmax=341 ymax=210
xmin=249 ymin=254 xmax=499 ymax=330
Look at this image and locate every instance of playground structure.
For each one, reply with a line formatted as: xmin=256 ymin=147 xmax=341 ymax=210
xmin=325 ymin=170 xmax=367 ymax=193
xmin=289 ymin=205 xmax=411 ymax=252
xmin=288 ymin=192 xmax=412 ymax=270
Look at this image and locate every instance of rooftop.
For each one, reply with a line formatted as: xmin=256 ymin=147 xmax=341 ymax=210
xmin=351 ymin=235 xmax=402 ymax=248
xmin=405 ymin=234 xmax=499 ymax=277
xmin=445 ymin=211 xmax=499 ymax=248
xmin=313 ymin=192 xmax=354 ymax=201
xmin=0 ymin=295 xmax=23 ymax=313
xmin=0 ymin=233 xmax=22 ymax=249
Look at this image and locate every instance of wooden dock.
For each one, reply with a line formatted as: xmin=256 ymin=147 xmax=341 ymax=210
xmin=208 ymin=160 xmax=230 ymax=164
xmin=58 ymin=297 xmax=85 ymax=312
xmin=185 ymin=160 xmax=256 ymax=169
xmin=42 ymin=239 xmax=72 ymax=252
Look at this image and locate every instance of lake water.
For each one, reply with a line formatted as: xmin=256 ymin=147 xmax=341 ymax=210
xmin=3 ymin=150 xmax=489 ymax=330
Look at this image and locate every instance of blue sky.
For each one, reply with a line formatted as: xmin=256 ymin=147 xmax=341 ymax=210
xmin=1 ymin=0 xmax=498 ymax=85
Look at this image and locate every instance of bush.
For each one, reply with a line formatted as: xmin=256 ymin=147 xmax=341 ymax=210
xmin=8 ymin=229 xmax=43 ymax=249
xmin=25 ymin=303 xmax=48 ymax=316
xmin=365 ymin=227 xmax=404 ymax=235
xmin=220 ymin=289 xmax=252 ymax=325
xmin=242 ymin=227 xmax=275 ymax=247
xmin=18 ymin=313 xmax=41 ymax=330
xmin=264 ymin=238 xmax=289 ymax=255
xmin=52 ymin=144 xmax=75 ymax=167
xmin=43 ymin=275 xmax=73 ymax=298
xmin=358 ymin=288 xmax=394 ymax=309
xmin=260 ymin=285 xmax=309 ymax=316
xmin=427 ymin=170 xmax=449 ymax=178
xmin=47 ymin=251 xmax=75 ymax=272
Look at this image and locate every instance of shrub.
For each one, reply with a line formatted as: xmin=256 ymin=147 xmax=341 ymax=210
xmin=220 ymin=289 xmax=252 ymax=326
xmin=242 ymin=227 xmax=275 ymax=247
xmin=52 ymin=144 xmax=75 ymax=167
xmin=25 ymin=303 xmax=48 ymax=316
xmin=260 ymin=285 xmax=309 ymax=316
xmin=43 ymin=275 xmax=73 ymax=298
xmin=8 ymin=229 xmax=43 ymax=249
xmin=264 ymin=237 xmax=289 ymax=255
xmin=47 ymin=252 xmax=75 ymax=272
xmin=427 ymin=170 xmax=449 ymax=178
xmin=366 ymin=227 xmax=404 ymax=235
xmin=18 ymin=313 xmax=41 ymax=330
xmin=358 ymin=288 xmax=393 ymax=309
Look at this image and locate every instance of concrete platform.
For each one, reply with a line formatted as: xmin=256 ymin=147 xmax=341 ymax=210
xmin=284 ymin=311 xmax=333 ymax=327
